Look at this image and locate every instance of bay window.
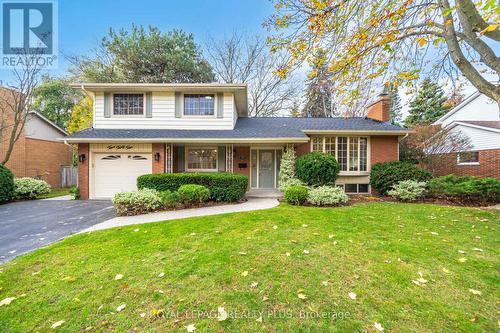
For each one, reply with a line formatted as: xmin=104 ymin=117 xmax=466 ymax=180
xmin=311 ymin=136 xmax=368 ymax=172
xmin=186 ymin=148 xmax=218 ymax=171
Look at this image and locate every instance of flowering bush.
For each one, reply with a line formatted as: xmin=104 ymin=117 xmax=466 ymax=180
xmin=14 ymin=177 xmax=51 ymax=199
xmin=388 ymin=180 xmax=427 ymax=201
xmin=307 ymin=186 xmax=348 ymax=206
xmin=112 ymin=188 xmax=163 ymax=216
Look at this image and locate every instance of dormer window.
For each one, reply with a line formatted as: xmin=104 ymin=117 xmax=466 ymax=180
xmin=113 ymin=94 xmax=144 ymax=115
xmin=184 ymin=94 xmax=215 ymax=116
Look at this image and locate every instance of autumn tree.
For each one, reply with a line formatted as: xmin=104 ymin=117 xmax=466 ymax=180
xmin=385 ymin=83 xmax=403 ymax=125
xmin=205 ymin=32 xmax=299 ymax=116
xmin=32 ymin=76 xmax=80 ymax=128
xmin=66 ymin=96 xmax=93 ymax=134
xmin=70 ymin=25 xmax=214 ymax=83
xmin=405 ymin=79 xmax=450 ymax=127
xmin=266 ymin=0 xmax=500 ymax=107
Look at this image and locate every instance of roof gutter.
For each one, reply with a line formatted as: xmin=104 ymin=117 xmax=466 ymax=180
xmin=58 ymin=137 xmax=311 ymax=144
xmin=302 ymin=129 xmax=410 ymax=135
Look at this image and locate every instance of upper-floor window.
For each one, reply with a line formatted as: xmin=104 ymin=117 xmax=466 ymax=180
xmin=113 ymin=94 xmax=144 ymax=115
xmin=184 ymin=94 xmax=215 ymax=116
xmin=311 ymin=136 xmax=368 ymax=172
xmin=457 ymin=151 xmax=479 ymax=165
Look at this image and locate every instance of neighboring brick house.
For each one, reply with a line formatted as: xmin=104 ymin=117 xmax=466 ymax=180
xmin=64 ymin=83 xmax=408 ymax=199
xmin=432 ymin=91 xmax=500 ymax=179
xmin=1 ymin=104 xmax=73 ymax=187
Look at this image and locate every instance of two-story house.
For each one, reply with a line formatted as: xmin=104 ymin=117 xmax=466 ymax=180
xmin=64 ymin=83 xmax=408 ymax=199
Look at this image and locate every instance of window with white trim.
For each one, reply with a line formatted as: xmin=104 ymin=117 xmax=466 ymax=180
xmin=186 ymin=148 xmax=218 ymax=171
xmin=113 ymin=94 xmax=144 ymax=115
xmin=184 ymin=94 xmax=215 ymax=116
xmin=457 ymin=151 xmax=479 ymax=165
xmin=312 ymin=136 xmax=368 ymax=172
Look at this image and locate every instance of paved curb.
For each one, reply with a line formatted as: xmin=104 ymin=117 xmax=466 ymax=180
xmin=81 ymin=198 xmax=280 ymax=233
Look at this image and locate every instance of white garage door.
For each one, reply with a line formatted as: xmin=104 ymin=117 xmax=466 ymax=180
xmin=93 ymin=153 xmax=152 ymax=198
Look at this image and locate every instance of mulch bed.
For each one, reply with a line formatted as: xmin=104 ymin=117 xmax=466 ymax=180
xmin=348 ymin=195 xmax=497 ymax=207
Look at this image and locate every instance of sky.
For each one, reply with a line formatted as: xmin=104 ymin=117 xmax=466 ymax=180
xmin=0 ymin=0 xmax=276 ymax=81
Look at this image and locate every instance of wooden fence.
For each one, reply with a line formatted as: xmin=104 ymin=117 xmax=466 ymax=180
xmin=60 ymin=166 xmax=77 ymax=188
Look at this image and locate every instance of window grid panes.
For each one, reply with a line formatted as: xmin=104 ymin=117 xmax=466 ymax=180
xmin=359 ymin=138 xmax=367 ymax=171
xmin=457 ymin=151 xmax=479 ymax=164
xmin=187 ymin=148 xmax=217 ymax=170
xmin=325 ymin=137 xmax=335 ymax=155
xmin=349 ymin=137 xmax=359 ymax=171
xmin=113 ymin=94 xmax=144 ymax=115
xmin=312 ymin=137 xmax=323 ymax=152
xmin=184 ymin=94 xmax=215 ymax=116
xmin=337 ymin=137 xmax=348 ymax=171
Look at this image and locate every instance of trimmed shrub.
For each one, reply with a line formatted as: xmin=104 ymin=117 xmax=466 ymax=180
xmin=388 ymin=180 xmax=427 ymax=201
xmin=178 ymin=184 xmax=210 ymax=204
xmin=284 ymin=185 xmax=309 ymax=205
xmin=370 ymin=161 xmax=432 ymax=195
xmin=159 ymin=190 xmax=182 ymax=208
xmin=137 ymin=172 xmax=247 ymax=202
xmin=14 ymin=177 xmax=51 ymax=199
xmin=307 ymin=186 xmax=348 ymax=206
xmin=428 ymin=175 xmax=500 ymax=204
xmin=112 ymin=188 xmax=162 ymax=216
xmin=295 ymin=152 xmax=340 ymax=186
xmin=0 ymin=164 xmax=15 ymax=203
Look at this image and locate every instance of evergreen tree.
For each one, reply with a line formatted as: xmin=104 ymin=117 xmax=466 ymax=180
xmin=302 ymin=51 xmax=336 ymax=117
xmin=405 ymin=79 xmax=450 ymax=127
xmin=386 ymin=84 xmax=402 ymax=125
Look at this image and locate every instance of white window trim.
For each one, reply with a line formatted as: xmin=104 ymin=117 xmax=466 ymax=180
xmin=457 ymin=152 xmax=480 ymax=166
xmin=182 ymin=93 xmax=217 ymax=118
xmin=184 ymin=146 xmax=218 ymax=172
xmin=310 ymin=136 xmax=370 ymax=175
xmin=111 ymin=92 xmax=146 ymax=117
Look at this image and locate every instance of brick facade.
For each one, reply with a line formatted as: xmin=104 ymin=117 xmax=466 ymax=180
xmin=152 ymin=143 xmax=165 ymax=174
xmin=370 ymin=136 xmax=399 ymax=165
xmin=295 ymin=142 xmax=310 ymax=156
xmin=431 ymin=149 xmax=500 ymax=179
xmin=233 ymin=146 xmax=250 ymax=189
xmin=77 ymin=143 xmax=90 ymax=199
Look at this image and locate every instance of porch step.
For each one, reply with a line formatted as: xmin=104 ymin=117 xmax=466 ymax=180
xmin=246 ymin=189 xmax=283 ymax=199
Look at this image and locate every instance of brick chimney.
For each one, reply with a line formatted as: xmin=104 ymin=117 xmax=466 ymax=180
xmin=366 ymin=92 xmax=391 ymax=122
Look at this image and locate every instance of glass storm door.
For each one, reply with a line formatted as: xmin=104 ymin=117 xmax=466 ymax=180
xmin=258 ymin=150 xmax=275 ymax=188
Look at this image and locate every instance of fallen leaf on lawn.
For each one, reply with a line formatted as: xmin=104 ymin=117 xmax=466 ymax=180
xmin=158 ymin=272 xmax=165 ymax=278
xmin=469 ymin=289 xmax=482 ymax=295
xmin=151 ymin=308 xmax=165 ymax=317
xmin=285 ymin=252 xmax=291 ymax=257
xmin=186 ymin=323 xmax=196 ymax=332
xmin=51 ymin=320 xmax=65 ymax=329
xmin=348 ymin=292 xmax=357 ymax=300
xmin=115 ymin=274 xmax=123 ymax=280
xmin=217 ymin=307 xmax=228 ymax=321
xmin=302 ymin=224 xmax=308 ymax=227
xmin=74 ymin=297 xmax=81 ymax=303
xmin=250 ymin=282 xmax=258 ymax=288
xmin=458 ymin=250 xmax=466 ymax=254
xmin=321 ymin=280 xmax=328 ymax=286
xmin=303 ymin=250 xmax=309 ymax=254
xmin=475 ymin=236 xmax=481 ymax=239
xmin=190 ymin=233 xmax=196 ymax=236
xmin=239 ymin=252 xmax=247 ymax=256
xmin=272 ymin=225 xmax=278 ymax=230
xmin=0 ymin=297 xmax=15 ymax=306
xmin=133 ymin=229 xmax=139 ymax=232
xmin=256 ymin=315 xmax=262 ymax=322
xmin=61 ymin=276 xmax=76 ymax=282
xmin=241 ymin=271 xmax=249 ymax=277
xmin=470 ymin=315 xmax=478 ymax=322
xmin=333 ymin=241 xmax=338 ymax=245
xmin=262 ymin=295 xmax=269 ymax=301
xmin=32 ymin=271 xmax=41 ymax=275
xmin=313 ymin=232 xmax=319 ymax=236
xmin=374 ymin=322 xmax=384 ymax=331
xmin=442 ymin=268 xmax=450 ymax=273
xmin=297 ymin=293 xmax=307 ymax=300
xmin=431 ymin=232 xmax=439 ymax=235
xmin=116 ymin=304 xmax=126 ymax=312
xmin=458 ymin=257 xmax=467 ymax=263
xmin=140 ymin=312 xmax=146 ymax=318
xmin=328 ymin=235 xmax=334 ymax=239
xmin=158 ymin=290 xmax=164 ymax=294
xmin=472 ymin=248 xmax=483 ymax=252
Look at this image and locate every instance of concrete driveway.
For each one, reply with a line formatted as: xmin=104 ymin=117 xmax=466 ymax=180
xmin=0 ymin=199 xmax=115 ymax=264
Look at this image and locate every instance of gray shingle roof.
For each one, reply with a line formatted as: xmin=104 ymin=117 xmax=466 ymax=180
xmin=66 ymin=117 xmax=407 ymax=140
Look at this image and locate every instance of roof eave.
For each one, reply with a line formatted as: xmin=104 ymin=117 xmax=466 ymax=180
xmin=302 ymin=129 xmax=410 ymax=135
xmin=59 ymin=137 xmax=310 ymax=144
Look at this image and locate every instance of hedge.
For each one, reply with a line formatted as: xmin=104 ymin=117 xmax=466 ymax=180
xmin=428 ymin=175 xmax=500 ymax=204
xmin=370 ymin=161 xmax=432 ymax=195
xmin=0 ymin=164 xmax=15 ymax=203
xmin=178 ymin=184 xmax=210 ymax=203
xmin=295 ymin=152 xmax=340 ymax=186
xmin=137 ymin=172 xmax=248 ymax=202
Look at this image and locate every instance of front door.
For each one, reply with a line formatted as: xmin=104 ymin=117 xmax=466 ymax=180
xmin=258 ymin=150 xmax=275 ymax=188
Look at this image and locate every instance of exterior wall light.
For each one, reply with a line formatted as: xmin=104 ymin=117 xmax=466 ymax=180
xmin=155 ymin=152 xmax=161 ymax=161
xmin=78 ymin=154 xmax=86 ymax=163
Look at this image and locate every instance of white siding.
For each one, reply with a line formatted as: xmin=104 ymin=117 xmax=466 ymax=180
xmin=437 ymin=93 xmax=500 ymax=127
xmin=94 ymin=92 xmax=236 ymax=129
xmin=450 ymin=124 xmax=500 ymax=151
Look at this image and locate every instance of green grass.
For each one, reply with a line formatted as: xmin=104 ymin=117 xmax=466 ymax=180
xmin=36 ymin=188 xmax=71 ymax=199
xmin=0 ymin=203 xmax=498 ymax=332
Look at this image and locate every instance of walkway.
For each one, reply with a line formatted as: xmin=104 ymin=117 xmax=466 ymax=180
xmin=82 ymin=198 xmax=280 ymax=232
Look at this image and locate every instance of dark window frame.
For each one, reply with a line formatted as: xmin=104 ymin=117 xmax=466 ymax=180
xmin=113 ymin=93 xmax=144 ymax=116
xmin=183 ymin=94 xmax=215 ymax=116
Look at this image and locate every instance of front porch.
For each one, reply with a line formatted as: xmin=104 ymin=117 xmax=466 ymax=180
xmin=245 ymin=188 xmax=283 ymax=199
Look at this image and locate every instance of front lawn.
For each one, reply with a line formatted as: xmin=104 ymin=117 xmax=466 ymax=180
xmin=36 ymin=187 xmax=71 ymax=199
xmin=0 ymin=203 xmax=498 ymax=332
